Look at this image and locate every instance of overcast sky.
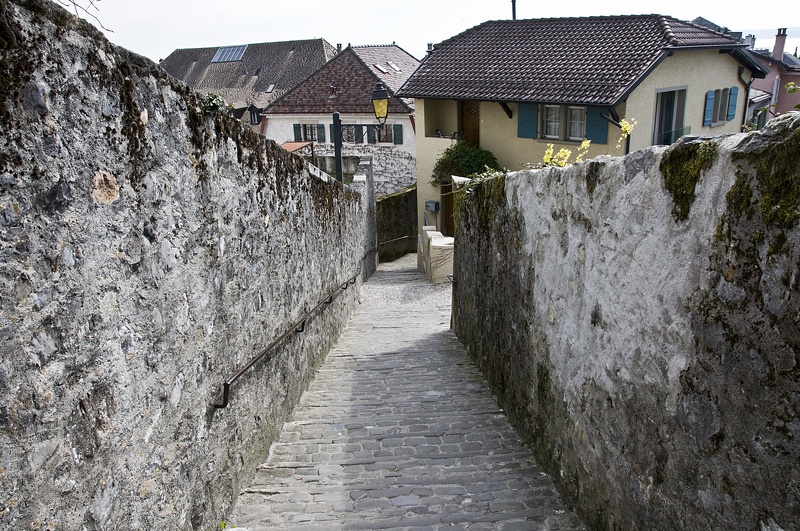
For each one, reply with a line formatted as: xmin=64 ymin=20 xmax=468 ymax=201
xmin=70 ymin=0 xmax=799 ymax=62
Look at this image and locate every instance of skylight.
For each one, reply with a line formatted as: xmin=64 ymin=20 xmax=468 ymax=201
xmin=374 ymin=63 xmax=389 ymax=73
xmin=387 ymin=61 xmax=402 ymax=72
xmin=212 ymin=45 xmax=248 ymax=63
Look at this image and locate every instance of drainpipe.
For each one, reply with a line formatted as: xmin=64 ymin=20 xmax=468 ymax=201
xmin=737 ymin=66 xmax=754 ymax=130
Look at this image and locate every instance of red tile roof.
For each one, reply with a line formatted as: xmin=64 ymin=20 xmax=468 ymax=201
xmin=264 ymin=45 xmax=419 ymax=115
xmin=397 ymin=15 xmax=755 ymax=105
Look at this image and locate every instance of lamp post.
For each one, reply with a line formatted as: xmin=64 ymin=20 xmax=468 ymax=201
xmin=333 ymin=83 xmax=390 ymax=183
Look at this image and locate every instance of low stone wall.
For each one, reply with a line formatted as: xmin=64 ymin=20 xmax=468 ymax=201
xmin=376 ymin=184 xmax=417 ymax=262
xmin=315 ymin=144 xmax=416 ymax=197
xmin=452 ymin=115 xmax=800 ymax=530
xmin=0 ymin=1 xmax=373 ymax=529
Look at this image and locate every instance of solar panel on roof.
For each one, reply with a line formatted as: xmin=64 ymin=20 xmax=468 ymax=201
xmin=212 ymin=45 xmax=248 ymax=63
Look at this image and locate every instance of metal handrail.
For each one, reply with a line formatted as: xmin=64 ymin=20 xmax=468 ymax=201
xmin=211 ymin=269 xmax=360 ymax=409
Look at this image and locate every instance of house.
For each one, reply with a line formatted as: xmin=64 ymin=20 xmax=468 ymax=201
xmin=396 ymin=15 xmax=768 ymax=237
xmin=262 ymin=45 xmax=420 ymax=197
xmin=749 ymin=28 xmax=800 ymax=121
xmin=160 ymin=39 xmax=339 ymax=132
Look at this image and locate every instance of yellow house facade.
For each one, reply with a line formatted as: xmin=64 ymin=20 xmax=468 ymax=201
xmin=398 ymin=15 xmax=768 ymax=241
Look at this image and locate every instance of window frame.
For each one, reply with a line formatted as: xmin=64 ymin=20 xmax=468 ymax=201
xmin=543 ymin=105 xmax=561 ymax=139
xmin=375 ymin=123 xmax=394 ymax=144
xmin=567 ymin=106 xmax=587 ymax=141
xmin=301 ymin=124 xmax=317 ymax=141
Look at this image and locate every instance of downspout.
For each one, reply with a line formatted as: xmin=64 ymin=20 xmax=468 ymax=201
xmin=737 ymin=66 xmax=754 ymax=130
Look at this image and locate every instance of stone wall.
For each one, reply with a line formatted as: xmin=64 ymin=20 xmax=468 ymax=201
xmin=315 ymin=143 xmax=416 ymax=197
xmin=452 ymin=115 xmax=800 ymax=530
xmin=0 ymin=1 xmax=373 ymax=529
xmin=376 ymin=184 xmax=416 ymax=262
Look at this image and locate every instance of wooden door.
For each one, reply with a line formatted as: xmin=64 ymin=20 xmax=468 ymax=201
xmin=460 ymin=100 xmax=480 ymax=146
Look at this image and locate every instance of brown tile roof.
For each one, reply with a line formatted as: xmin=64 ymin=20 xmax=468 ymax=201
xmin=397 ymin=15 xmax=754 ymax=105
xmin=264 ymin=45 xmax=419 ymax=115
xmin=160 ymin=39 xmax=338 ymax=109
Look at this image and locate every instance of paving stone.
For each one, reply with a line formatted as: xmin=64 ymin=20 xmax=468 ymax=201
xmin=231 ymin=256 xmax=585 ymax=530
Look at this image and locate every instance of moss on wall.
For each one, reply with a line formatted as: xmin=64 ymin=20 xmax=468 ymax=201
xmin=660 ymin=139 xmax=717 ymax=222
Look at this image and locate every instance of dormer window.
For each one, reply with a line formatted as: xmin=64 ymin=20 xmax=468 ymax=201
xmin=250 ymin=110 xmax=261 ymax=125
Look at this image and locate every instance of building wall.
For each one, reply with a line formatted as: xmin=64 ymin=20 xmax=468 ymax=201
xmin=626 ymin=49 xmax=752 ymax=152
xmin=412 ymin=100 xmax=454 ymax=236
xmin=263 ymin=113 xmax=417 ymax=197
xmin=452 ymin=114 xmax=800 ymax=531
xmin=0 ymin=2 xmax=374 ymax=529
xmin=751 ymin=56 xmax=800 ymax=115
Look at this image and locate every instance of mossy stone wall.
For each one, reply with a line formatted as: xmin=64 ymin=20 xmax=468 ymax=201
xmin=0 ymin=1 xmax=373 ymax=529
xmin=453 ymin=115 xmax=800 ymax=530
xmin=376 ymin=184 xmax=417 ymax=262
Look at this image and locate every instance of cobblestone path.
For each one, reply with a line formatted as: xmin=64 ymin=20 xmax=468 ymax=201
xmin=232 ymin=255 xmax=586 ymax=530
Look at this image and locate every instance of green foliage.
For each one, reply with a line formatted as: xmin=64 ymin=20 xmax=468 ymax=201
xmin=198 ymin=93 xmax=232 ymax=116
xmin=431 ymin=140 xmax=500 ymax=186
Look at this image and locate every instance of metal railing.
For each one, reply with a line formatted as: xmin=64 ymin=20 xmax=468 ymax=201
xmin=211 ymin=269 xmax=361 ymax=409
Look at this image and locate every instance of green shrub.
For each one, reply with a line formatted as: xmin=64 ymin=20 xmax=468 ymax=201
xmin=431 ymin=141 xmax=500 ymax=186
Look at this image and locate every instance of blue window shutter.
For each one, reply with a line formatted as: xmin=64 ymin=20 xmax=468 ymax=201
xmin=517 ymin=103 xmax=538 ymax=138
xmin=293 ymin=124 xmax=302 ymax=141
xmin=393 ymin=124 xmax=403 ymax=144
xmin=585 ymin=106 xmax=608 ymax=144
xmin=367 ymin=126 xmax=376 ymax=144
xmin=703 ymin=91 xmax=715 ymax=126
xmin=726 ymin=87 xmax=739 ymax=121
xmin=355 ymin=125 xmax=364 ymax=143
xmin=316 ymin=124 xmax=326 ymax=143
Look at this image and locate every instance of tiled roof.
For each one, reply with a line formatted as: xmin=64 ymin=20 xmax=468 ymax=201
xmin=397 ymin=15 xmax=750 ymax=105
xmin=752 ymin=48 xmax=800 ymax=70
xmin=161 ymin=39 xmax=338 ymax=109
xmin=264 ymin=45 xmax=419 ymax=115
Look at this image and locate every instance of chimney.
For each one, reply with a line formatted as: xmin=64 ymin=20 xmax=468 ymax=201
xmin=427 ymin=42 xmax=434 ymax=54
xmin=773 ymin=28 xmax=787 ymax=60
xmin=337 ymin=43 xmax=342 ymax=53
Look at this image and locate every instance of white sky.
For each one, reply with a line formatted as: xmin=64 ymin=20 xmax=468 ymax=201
xmin=69 ymin=0 xmax=799 ymax=62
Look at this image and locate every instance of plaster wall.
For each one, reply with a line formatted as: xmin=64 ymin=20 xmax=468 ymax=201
xmin=452 ymin=115 xmax=800 ymax=530
xmin=0 ymin=1 xmax=373 ymax=529
xmin=625 ymin=50 xmax=751 ymax=152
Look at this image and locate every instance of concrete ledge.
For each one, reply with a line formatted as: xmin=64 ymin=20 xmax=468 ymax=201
xmin=419 ymin=227 xmax=454 ymax=284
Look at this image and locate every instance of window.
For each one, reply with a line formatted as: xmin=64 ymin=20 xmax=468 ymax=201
xmin=540 ymin=105 xmax=589 ymax=141
xmin=654 ymin=88 xmax=687 ymax=145
xmin=250 ymin=111 xmax=261 ymax=125
xmin=375 ymin=124 xmax=394 ymax=143
xmin=544 ymin=105 xmax=561 ymax=139
xmin=302 ymin=124 xmax=317 ymax=141
xmin=568 ymin=107 xmax=586 ymax=140
xmin=704 ymin=87 xmax=738 ymax=126
xmin=293 ymin=123 xmax=325 ymax=142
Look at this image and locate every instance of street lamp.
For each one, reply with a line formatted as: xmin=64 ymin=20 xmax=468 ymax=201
xmin=371 ymin=83 xmax=389 ymax=124
xmin=333 ymin=83 xmax=391 ymax=182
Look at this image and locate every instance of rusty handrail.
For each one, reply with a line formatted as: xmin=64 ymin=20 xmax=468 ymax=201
xmin=211 ymin=270 xmax=360 ymax=409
